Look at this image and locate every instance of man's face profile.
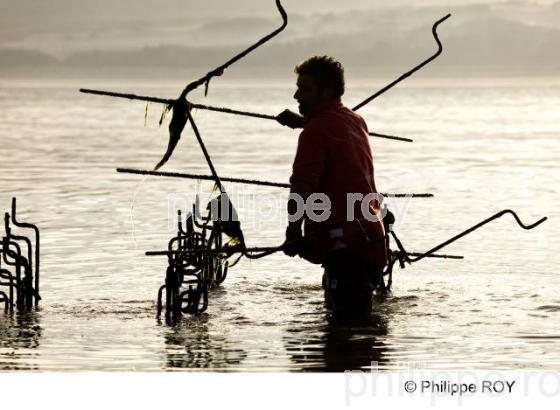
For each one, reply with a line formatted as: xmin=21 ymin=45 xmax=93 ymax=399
xmin=293 ymin=74 xmax=321 ymax=117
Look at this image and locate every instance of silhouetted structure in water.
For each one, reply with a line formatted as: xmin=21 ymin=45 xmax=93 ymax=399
xmin=157 ymin=201 xmax=240 ymax=323
xmin=0 ymin=198 xmax=41 ymax=311
xmin=78 ymin=2 xmax=547 ymax=322
xmin=80 ymin=6 xmax=459 ymax=320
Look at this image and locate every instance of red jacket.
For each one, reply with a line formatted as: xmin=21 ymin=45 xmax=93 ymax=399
xmin=290 ymin=98 xmax=387 ymax=268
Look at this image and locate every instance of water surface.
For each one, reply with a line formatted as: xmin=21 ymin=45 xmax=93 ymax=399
xmin=0 ymin=78 xmax=558 ymax=371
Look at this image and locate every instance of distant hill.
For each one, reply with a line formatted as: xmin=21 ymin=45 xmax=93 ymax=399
xmin=0 ymin=49 xmax=60 ymax=68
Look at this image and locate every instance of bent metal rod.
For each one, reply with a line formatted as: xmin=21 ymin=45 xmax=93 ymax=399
xmin=79 ymin=88 xmax=413 ymax=143
xmin=116 ymin=167 xmax=434 ymax=198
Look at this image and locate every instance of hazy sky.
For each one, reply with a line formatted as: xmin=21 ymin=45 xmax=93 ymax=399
xmin=1 ymin=0 xmax=558 ymax=76
xmin=1 ymin=1 xmax=557 ymax=51
xmin=1 ymin=0 xmax=557 ymax=51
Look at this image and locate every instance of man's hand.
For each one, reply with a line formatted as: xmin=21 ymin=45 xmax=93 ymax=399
xmin=283 ymin=224 xmax=303 ymax=257
xmin=276 ymin=109 xmax=305 ymax=129
xmin=382 ymin=206 xmax=396 ymax=233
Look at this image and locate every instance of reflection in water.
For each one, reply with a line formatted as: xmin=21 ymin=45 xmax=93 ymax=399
xmin=284 ymin=300 xmax=391 ymax=372
xmin=163 ymin=314 xmax=247 ymax=370
xmin=0 ymin=311 xmax=42 ymax=370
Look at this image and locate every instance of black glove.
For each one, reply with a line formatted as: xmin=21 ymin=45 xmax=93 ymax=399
xmin=382 ymin=206 xmax=396 ymax=232
xmin=283 ymin=225 xmax=303 ymax=257
xmin=276 ymin=109 xmax=305 ymax=129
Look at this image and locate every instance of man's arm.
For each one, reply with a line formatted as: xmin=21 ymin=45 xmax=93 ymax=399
xmin=284 ymin=120 xmax=327 ymax=256
xmin=287 ymin=180 xmax=313 ymax=230
xmin=284 ymin=180 xmax=313 ymax=256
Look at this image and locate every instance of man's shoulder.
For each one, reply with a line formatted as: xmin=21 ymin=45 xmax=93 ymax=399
xmin=302 ymin=115 xmax=329 ymax=135
xmin=306 ymin=105 xmax=366 ymax=130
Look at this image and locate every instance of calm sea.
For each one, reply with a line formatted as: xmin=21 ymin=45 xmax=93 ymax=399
xmin=0 ymin=77 xmax=558 ymax=371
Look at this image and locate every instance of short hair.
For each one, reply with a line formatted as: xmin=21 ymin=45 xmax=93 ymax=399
xmin=295 ymin=56 xmax=345 ymax=97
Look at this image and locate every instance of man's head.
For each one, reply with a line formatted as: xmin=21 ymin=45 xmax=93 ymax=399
xmin=293 ymin=56 xmax=345 ymax=117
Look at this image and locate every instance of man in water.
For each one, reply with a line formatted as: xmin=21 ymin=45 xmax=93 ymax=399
xmin=277 ymin=56 xmax=388 ymax=314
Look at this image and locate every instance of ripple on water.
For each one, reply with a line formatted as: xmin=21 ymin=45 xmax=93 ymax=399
xmin=0 ymin=82 xmax=558 ymax=371
xmin=536 ymin=305 xmax=560 ymax=312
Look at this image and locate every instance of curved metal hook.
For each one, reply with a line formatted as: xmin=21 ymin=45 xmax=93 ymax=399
xmin=154 ymin=0 xmax=288 ymax=171
xmin=352 ymin=13 xmax=451 ymax=111
xmin=11 ymin=197 xmax=40 ymax=305
xmin=180 ymin=0 xmax=288 ymax=98
xmin=502 ymin=209 xmax=547 ymax=230
xmin=395 ymin=209 xmax=547 ymax=264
